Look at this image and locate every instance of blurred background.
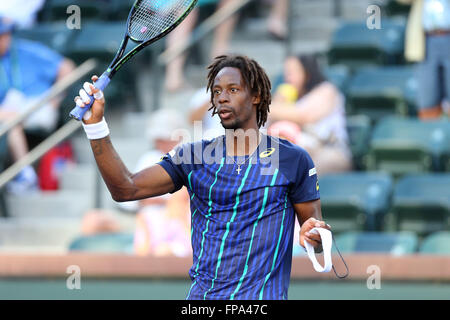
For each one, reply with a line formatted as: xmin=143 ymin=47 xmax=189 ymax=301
xmin=0 ymin=0 xmax=449 ymax=300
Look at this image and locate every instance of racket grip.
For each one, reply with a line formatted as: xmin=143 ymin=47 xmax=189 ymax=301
xmin=69 ymin=73 xmax=111 ymax=121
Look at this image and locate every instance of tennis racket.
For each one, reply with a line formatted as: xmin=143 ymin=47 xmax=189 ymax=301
xmin=69 ymin=0 xmax=198 ymax=121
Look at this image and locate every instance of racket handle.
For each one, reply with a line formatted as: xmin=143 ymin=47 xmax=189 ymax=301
xmin=69 ymin=73 xmax=111 ymax=121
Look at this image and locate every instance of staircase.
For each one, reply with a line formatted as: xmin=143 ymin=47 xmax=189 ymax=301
xmin=1 ymin=0 xmax=378 ymax=253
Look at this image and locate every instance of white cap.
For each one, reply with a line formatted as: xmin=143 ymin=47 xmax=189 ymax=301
xmin=146 ymin=108 xmax=186 ymax=142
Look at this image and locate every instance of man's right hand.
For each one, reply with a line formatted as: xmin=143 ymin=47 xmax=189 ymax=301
xmin=74 ymin=75 xmax=106 ymax=125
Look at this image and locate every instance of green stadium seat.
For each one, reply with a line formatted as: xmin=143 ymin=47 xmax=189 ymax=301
xmin=419 ymin=232 xmax=450 ymax=255
xmin=323 ymin=64 xmax=351 ymax=94
xmin=319 ymin=172 xmax=393 ymax=232
xmin=327 ymin=19 xmax=405 ymax=69
xmin=390 ymin=174 xmax=450 ymax=235
xmin=66 ymin=21 xmax=128 ymax=66
xmin=107 ymin=0 xmax=135 ymax=21
xmin=40 ymin=0 xmax=107 ymax=22
xmin=365 ymin=117 xmax=450 ymax=176
xmin=346 ymin=114 xmax=372 ymax=170
xmin=334 ymin=231 xmax=418 ymax=255
xmin=14 ymin=22 xmax=76 ymax=55
xmin=66 ymin=21 xmax=152 ymax=109
xmin=384 ymin=0 xmax=412 ymax=17
xmin=346 ymin=66 xmax=418 ymax=120
xmin=68 ymin=233 xmax=134 ymax=254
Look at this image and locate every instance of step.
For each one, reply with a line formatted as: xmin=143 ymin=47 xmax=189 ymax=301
xmin=71 ymin=135 xmax=147 ymax=169
xmin=0 ymin=216 xmax=82 ymax=250
xmin=0 ymin=212 xmax=137 ymax=252
xmin=238 ymin=17 xmax=338 ymax=42
xmin=5 ymin=190 xmax=92 ymax=218
xmin=60 ymin=164 xmax=96 ymax=192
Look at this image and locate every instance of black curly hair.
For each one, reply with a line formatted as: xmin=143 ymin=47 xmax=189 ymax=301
xmin=206 ymin=54 xmax=272 ymax=128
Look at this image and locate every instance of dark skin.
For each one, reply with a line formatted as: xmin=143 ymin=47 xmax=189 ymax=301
xmin=76 ymin=69 xmax=330 ymax=252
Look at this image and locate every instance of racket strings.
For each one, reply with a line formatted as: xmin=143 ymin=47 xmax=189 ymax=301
xmin=129 ymin=0 xmax=195 ymax=41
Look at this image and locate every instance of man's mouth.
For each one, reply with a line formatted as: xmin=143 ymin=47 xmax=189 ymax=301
xmin=218 ymin=108 xmax=233 ymax=120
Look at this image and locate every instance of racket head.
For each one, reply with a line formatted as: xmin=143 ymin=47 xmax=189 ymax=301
xmin=127 ymin=0 xmax=198 ymax=43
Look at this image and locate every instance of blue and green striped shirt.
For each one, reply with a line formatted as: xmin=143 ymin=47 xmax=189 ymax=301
xmin=158 ymin=134 xmax=319 ymax=300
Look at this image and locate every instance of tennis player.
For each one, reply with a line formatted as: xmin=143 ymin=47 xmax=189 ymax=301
xmin=75 ymin=54 xmax=330 ymax=300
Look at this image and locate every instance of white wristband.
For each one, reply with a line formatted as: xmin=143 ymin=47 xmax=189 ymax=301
xmin=82 ymin=117 xmax=110 ymax=140
xmin=305 ymin=227 xmax=333 ymax=273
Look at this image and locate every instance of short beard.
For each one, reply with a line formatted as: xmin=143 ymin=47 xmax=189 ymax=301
xmin=221 ymin=118 xmax=243 ymax=130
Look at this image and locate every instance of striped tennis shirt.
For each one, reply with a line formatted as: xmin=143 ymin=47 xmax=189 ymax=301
xmin=158 ymin=133 xmax=320 ymax=300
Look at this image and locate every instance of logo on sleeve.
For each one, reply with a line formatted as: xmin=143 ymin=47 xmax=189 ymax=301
xmin=309 ymin=167 xmax=317 ymax=176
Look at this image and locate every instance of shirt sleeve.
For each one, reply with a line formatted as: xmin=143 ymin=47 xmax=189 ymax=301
xmin=157 ymin=144 xmax=189 ymax=193
xmin=289 ymin=150 xmax=320 ymax=204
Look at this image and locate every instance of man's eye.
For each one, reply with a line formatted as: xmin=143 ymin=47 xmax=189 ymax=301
xmin=214 ymin=90 xmax=221 ymax=95
xmin=230 ymin=88 xmax=238 ymax=92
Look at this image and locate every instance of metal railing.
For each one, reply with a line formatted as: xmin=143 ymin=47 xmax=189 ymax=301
xmin=0 ymin=59 xmax=98 ymax=192
xmin=0 ymin=0 xmax=294 ymax=216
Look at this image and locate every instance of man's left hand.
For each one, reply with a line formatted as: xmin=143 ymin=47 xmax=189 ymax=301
xmin=300 ymin=217 xmax=331 ymax=253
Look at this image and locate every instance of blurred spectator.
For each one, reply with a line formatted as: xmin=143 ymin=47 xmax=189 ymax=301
xmin=266 ymin=0 xmax=289 ymax=40
xmin=118 ymin=109 xmax=192 ymax=257
xmin=81 ymin=209 xmax=122 ymax=236
xmin=188 ymin=87 xmax=223 ymax=140
xmin=0 ymin=0 xmax=45 ymax=29
xmin=165 ymin=0 xmax=238 ymax=92
xmin=398 ymin=0 xmax=450 ymax=119
xmin=268 ymin=54 xmax=352 ymax=176
xmin=0 ymin=16 xmax=75 ymax=193
xmin=0 ymin=16 xmax=75 ymax=138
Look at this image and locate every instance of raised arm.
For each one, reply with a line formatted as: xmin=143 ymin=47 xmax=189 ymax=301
xmin=75 ymin=76 xmax=176 ymax=202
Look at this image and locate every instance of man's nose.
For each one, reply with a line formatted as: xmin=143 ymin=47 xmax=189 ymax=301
xmin=218 ymin=91 xmax=229 ymax=104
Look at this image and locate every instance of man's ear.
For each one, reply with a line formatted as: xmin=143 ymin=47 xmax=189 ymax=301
xmin=252 ymin=94 xmax=261 ymax=105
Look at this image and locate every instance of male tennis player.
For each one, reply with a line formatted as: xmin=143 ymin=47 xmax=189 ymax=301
xmin=75 ymin=54 xmax=330 ymax=300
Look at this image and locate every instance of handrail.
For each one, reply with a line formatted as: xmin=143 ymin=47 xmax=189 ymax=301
xmin=157 ymin=0 xmax=254 ymax=66
xmin=0 ymin=119 xmax=81 ymax=189
xmin=0 ymin=59 xmax=98 ymax=189
xmin=0 ymin=59 xmax=97 ymax=139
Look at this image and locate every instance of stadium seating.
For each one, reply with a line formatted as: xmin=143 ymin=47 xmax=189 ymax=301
xmin=65 ymin=21 xmax=128 ymax=66
xmin=39 ymin=0 xmax=107 ymax=22
xmin=68 ymin=233 xmax=134 ymax=253
xmin=419 ymin=232 xmax=450 ymax=255
xmin=346 ymin=66 xmax=418 ymax=120
xmin=327 ymin=19 xmax=406 ymax=69
xmin=383 ymin=0 xmax=412 ymax=17
xmin=323 ymin=64 xmax=351 ymax=94
xmin=65 ymin=21 xmax=154 ymax=109
xmin=390 ymin=174 xmax=450 ymax=235
xmin=107 ymin=0 xmax=136 ymax=21
xmin=318 ymin=172 xmax=393 ymax=232
xmin=346 ymin=114 xmax=372 ymax=170
xmin=334 ymin=231 xmax=418 ymax=255
xmin=364 ymin=117 xmax=450 ymax=176
xmin=15 ymin=22 xmax=76 ymax=56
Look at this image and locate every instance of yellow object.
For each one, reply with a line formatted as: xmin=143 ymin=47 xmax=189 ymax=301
xmin=259 ymin=148 xmax=276 ymax=158
xmin=397 ymin=0 xmax=426 ymax=62
xmin=276 ymin=83 xmax=298 ymax=103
